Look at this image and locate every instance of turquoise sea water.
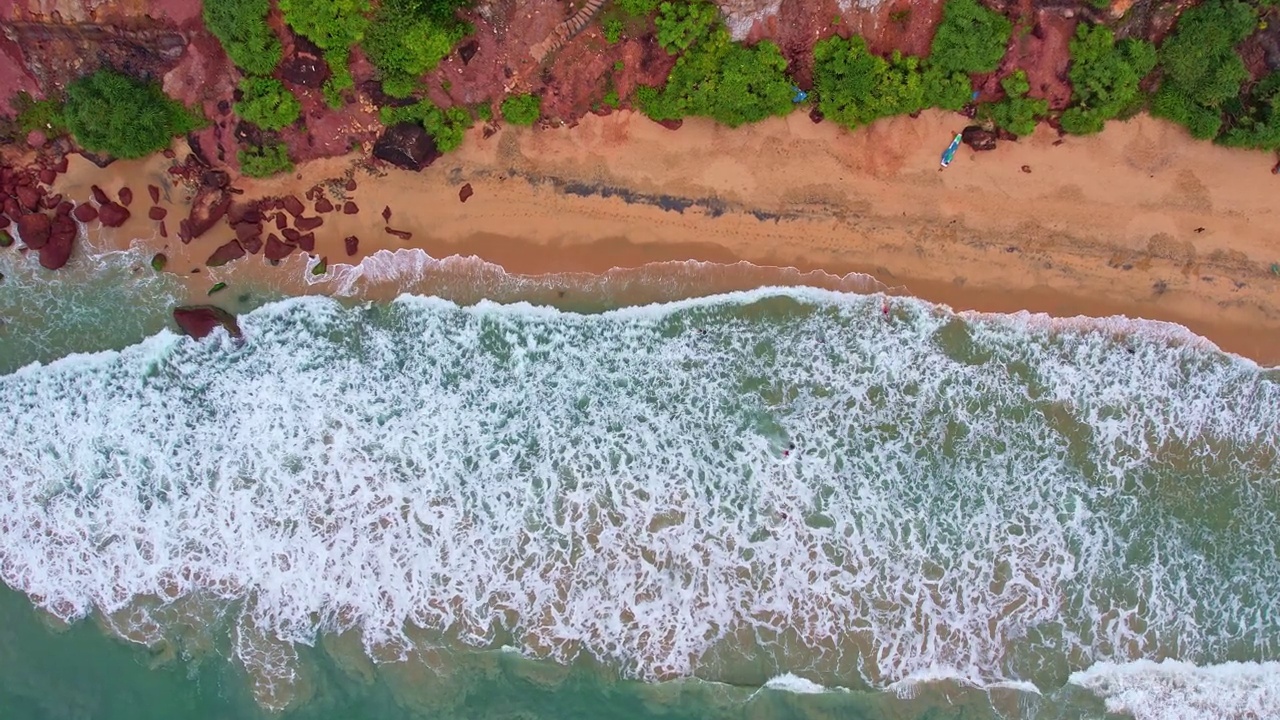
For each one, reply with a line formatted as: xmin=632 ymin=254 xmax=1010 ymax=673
xmin=1 ymin=245 xmax=1278 ymax=720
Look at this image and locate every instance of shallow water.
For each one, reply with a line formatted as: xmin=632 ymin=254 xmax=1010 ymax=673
xmin=1 ymin=244 xmax=1278 ymax=720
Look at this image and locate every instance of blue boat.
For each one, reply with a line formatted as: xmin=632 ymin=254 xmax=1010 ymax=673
xmin=939 ymin=133 xmax=962 ymax=169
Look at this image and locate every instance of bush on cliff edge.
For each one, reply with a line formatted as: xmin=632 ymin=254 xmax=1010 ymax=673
xmin=204 ymin=0 xmax=283 ymax=77
xmin=63 ymin=70 xmax=200 ymax=159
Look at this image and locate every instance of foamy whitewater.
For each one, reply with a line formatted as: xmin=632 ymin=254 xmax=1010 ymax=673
xmin=1 ymin=288 xmax=1278 ymax=717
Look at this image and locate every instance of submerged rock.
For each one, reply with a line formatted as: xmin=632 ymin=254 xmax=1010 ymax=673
xmin=173 ymin=305 xmax=240 ymax=339
xmin=373 ymin=122 xmax=441 ymax=172
xmin=384 ymin=226 xmax=412 ymax=240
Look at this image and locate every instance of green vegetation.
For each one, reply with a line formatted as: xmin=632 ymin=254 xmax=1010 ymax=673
xmin=323 ymin=49 xmax=355 ymax=108
xmin=1059 ymin=24 xmax=1156 ymax=135
xmin=1151 ymin=0 xmax=1255 ymax=139
xmin=363 ymin=0 xmax=471 ymax=98
xmin=1219 ymin=72 xmax=1280 ymax=150
xmin=655 ymin=0 xmax=720 ymax=54
xmin=618 ymin=0 xmax=660 ymax=17
xmin=238 ymin=142 xmax=294 ymax=177
xmin=501 ymin=93 xmax=542 ymax=126
xmin=928 ymin=0 xmax=1011 ymax=75
xmin=813 ymin=36 xmax=926 ymax=127
xmin=12 ymin=91 xmax=66 ymax=135
xmin=982 ymin=70 xmax=1047 ymax=136
xmin=381 ymin=100 xmax=473 ymax=150
xmin=234 ymin=77 xmax=301 ymax=131
xmin=278 ymin=0 xmax=369 ymax=105
xmin=604 ymin=17 xmax=625 ymax=44
xmin=63 ymin=69 xmax=200 ymax=159
xmin=203 ymin=0 xmax=282 ymax=76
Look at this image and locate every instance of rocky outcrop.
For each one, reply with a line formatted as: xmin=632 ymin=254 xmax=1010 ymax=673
xmin=39 ymin=215 xmax=76 ymax=269
xmin=3 ymin=21 xmax=188 ymax=96
xmin=962 ymin=126 xmax=998 ymax=152
xmin=264 ymin=234 xmax=295 ymax=263
xmin=373 ymin=123 xmax=440 ymax=172
xmin=459 ymin=183 xmax=473 ymax=202
xmin=16 ymin=213 xmax=50 ymax=248
xmin=173 ymin=305 xmax=241 ymax=340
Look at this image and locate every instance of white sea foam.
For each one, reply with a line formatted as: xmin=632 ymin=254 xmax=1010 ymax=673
xmin=763 ymin=673 xmax=832 ymax=694
xmin=1 ymin=288 xmax=1278 ymax=713
xmin=1071 ymin=659 xmax=1280 ymax=720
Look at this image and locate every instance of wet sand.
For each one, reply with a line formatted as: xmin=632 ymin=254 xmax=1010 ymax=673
xmin=54 ymin=109 xmax=1280 ymax=365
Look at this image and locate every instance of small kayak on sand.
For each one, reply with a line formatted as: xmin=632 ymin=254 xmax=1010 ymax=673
xmin=940 ymin=133 xmax=962 ymax=169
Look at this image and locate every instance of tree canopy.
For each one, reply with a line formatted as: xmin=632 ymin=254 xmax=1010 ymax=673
xmin=983 ymin=70 xmax=1047 ymax=136
xmin=1151 ymin=0 xmax=1256 ymax=139
xmin=1060 ymin=24 xmax=1156 ymax=135
xmin=63 ymin=70 xmax=200 ymax=159
xmin=381 ymin=100 xmax=474 ymax=150
xmin=813 ymin=36 xmax=926 ymax=128
xmin=654 ymin=0 xmax=720 ymax=54
xmin=1219 ymin=72 xmax=1280 ymax=151
xmin=277 ymin=0 xmax=371 ymax=51
xmin=928 ymin=0 xmax=1012 ymax=75
xmin=501 ymin=94 xmax=542 ymax=126
xmin=234 ymin=77 xmax=301 ymax=131
xmin=204 ymin=0 xmax=282 ymax=76
xmin=238 ymin=142 xmax=294 ymax=178
xmin=363 ymin=0 xmax=471 ymax=98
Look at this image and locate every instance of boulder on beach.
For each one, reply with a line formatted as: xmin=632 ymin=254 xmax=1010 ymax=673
xmin=72 ymin=203 xmax=99 ymax=223
xmin=206 ymin=239 xmax=246 ymax=267
xmin=344 ymin=178 xmax=357 ymax=192
xmin=148 ymin=185 xmax=161 ymax=204
xmin=265 ymin=233 xmax=295 ymax=263
xmin=173 ymin=305 xmax=241 ymax=339
xmin=183 ymin=188 xmax=231 ymax=241
xmin=459 ymin=183 xmax=473 ymax=203
xmin=295 ymin=216 xmax=324 ymax=232
xmin=148 ymin=206 xmax=167 ymax=221
xmin=373 ymin=122 xmax=441 ymax=172
xmin=118 ymin=187 xmax=133 ymax=206
xmin=384 ymin=226 xmax=412 ymax=240
xmin=296 ymin=232 xmax=315 ymax=252
xmin=98 ymin=202 xmax=131 ymax=228
xmin=39 ymin=216 xmax=76 ymax=269
xmin=344 ymin=235 xmax=359 ymax=256
xmin=17 ymin=185 xmax=41 ymax=211
xmin=315 ymin=197 xmax=334 ymax=213
xmin=38 ymin=168 xmax=56 ymax=185
xmin=381 ymin=206 xmax=391 ymax=221
xmin=90 ymin=184 xmax=111 ymax=205
xmin=961 ymin=126 xmax=997 ymax=152
xmin=282 ymin=194 xmax=305 ymax=217
xmin=17 ymin=213 xmax=51 ymax=249
xmin=343 ymin=201 xmax=358 ymax=215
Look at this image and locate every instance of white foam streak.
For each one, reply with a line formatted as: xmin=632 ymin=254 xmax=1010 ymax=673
xmin=1071 ymin=659 xmax=1280 ymax=720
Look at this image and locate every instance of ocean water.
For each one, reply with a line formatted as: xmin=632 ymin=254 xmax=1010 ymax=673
xmin=1 ymin=245 xmax=1279 ymax=720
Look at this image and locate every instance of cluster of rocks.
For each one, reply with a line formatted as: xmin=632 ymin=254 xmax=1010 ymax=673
xmin=1 ymin=155 xmax=81 ymax=270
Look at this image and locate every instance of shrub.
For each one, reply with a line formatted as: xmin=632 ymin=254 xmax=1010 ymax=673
xmin=1151 ymin=0 xmax=1255 ymax=139
xmin=813 ymin=36 xmax=927 ymax=128
xmin=983 ymin=70 xmax=1047 ymax=136
xmin=363 ymin=0 xmax=470 ymax=98
xmin=1060 ymin=24 xmax=1156 ymax=135
xmin=235 ymin=77 xmax=301 ymax=131
xmin=655 ymin=0 xmax=720 ymax=54
xmin=203 ymin=0 xmax=282 ymax=76
xmin=382 ymin=100 xmax=473 ymax=151
xmin=12 ymin=92 xmax=67 ymax=135
xmin=63 ymin=70 xmax=200 ymax=159
xmin=1218 ymin=72 xmax=1280 ymax=150
xmin=238 ymin=142 xmax=294 ymax=177
xmin=322 ymin=49 xmax=356 ymax=108
xmin=277 ymin=0 xmax=370 ymax=52
xmin=501 ymin=94 xmax=542 ymax=126
xmin=922 ymin=66 xmax=973 ymax=110
xmin=604 ymin=17 xmax=625 ymax=44
xmin=637 ymin=28 xmax=794 ymax=127
xmin=618 ymin=0 xmax=660 ymax=16
xmin=928 ymin=0 xmax=1012 ymax=75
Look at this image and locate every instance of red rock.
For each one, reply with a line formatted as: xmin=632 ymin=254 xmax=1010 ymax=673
xmin=162 ymin=149 xmax=176 ymax=159
xmin=148 ymin=185 xmax=160 ymax=204
xmin=98 ymin=202 xmax=131 ymax=228
xmin=296 ymin=232 xmax=315 ymax=252
xmin=206 ymin=239 xmax=245 ymax=267
xmin=0 ymin=213 xmax=8 ymax=229
xmin=90 ymin=185 xmax=111 ymax=205
xmin=148 ymin=206 xmax=167 ymax=221
xmin=185 ymin=189 xmax=231 ymax=240
xmin=234 ymin=222 xmax=262 ymax=248
xmin=275 ymin=213 xmax=288 ymax=230
xmin=17 ymin=213 xmax=51 ymax=249
xmin=241 ymin=233 xmax=263 ymax=255
xmin=381 ymin=206 xmax=391 ymax=222
xmin=342 ymin=201 xmax=358 ymax=215
xmin=118 ymin=187 xmax=133 ymax=206
xmin=344 ymin=178 xmax=357 ymax=192
xmin=227 ymin=203 xmax=261 ymax=225
xmin=282 ymin=227 xmax=301 ymax=242
xmin=55 ymin=201 xmax=73 ymax=216
xmin=657 ymin=119 xmax=683 ymax=131
xmin=315 ymin=197 xmax=334 ymax=213
xmin=4 ymin=198 xmax=20 ymax=219
xmin=38 ymin=168 xmax=56 ymax=185
xmin=42 ymin=193 xmax=62 ymax=210
xmin=282 ymin=195 xmax=305 ymax=217
xmin=295 ymin=216 xmax=323 ymax=231
xmin=384 ymin=226 xmax=412 ymax=240
xmin=264 ymin=234 xmax=295 ymax=262
xmin=39 ymin=216 xmax=77 ymax=269
xmin=159 ymin=221 xmax=168 ymax=238
xmin=17 ymin=185 xmax=41 ymax=211
xmin=27 ymin=130 xmax=46 ymax=147
xmin=173 ymin=306 xmax=241 ymax=339
xmin=53 ymin=157 xmax=68 ymax=173
xmin=459 ymin=183 xmax=473 ymax=203
xmin=72 ymin=204 xmax=98 ymax=223
xmin=344 ymin=235 xmax=359 ymax=256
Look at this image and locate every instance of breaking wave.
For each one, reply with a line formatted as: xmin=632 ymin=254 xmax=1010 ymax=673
xmin=1 ymin=287 xmax=1278 ymax=715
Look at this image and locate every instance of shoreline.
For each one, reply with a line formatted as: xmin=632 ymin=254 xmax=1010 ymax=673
xmin=49 ymin=108 xmax=1280 ymax=366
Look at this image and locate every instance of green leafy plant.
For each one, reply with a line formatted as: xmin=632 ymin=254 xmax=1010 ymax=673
xmin=12 ymin=91 xmax=67 ymax=135
xmin=363 ymin=0 xmax=470 ymax=98
xmin=501 ymin=93 xmax=542 ymax=126
xmin=323 ymin=49 xmax=356 ymax=108
xmin=1151 ymin=0 xmax=1255 ymax=139
xmin=604 ymin=17 xmax=625 ymax=44
xmin=203 ymin=0 xmax=282 ymax=76
xmin=238 ymin=142 xmax=294 ymax=177
xmin=63 ymin=69 xmax=200 ymax=159
xmin=813 ymin=36 xmax=927 ymax=127
xmin=277 ymin=0 xmax=370 ymax=52
xmin=928 ymin=0 xmax=1012 ymax=75
xmin=381 ymin=100 xmax=473 ymax=151
xmin=655 ymin=0 xmax=720 ymax=54
xmin=1219 ymin=72 xmax=1280 ymax=150
xmin=982 ymin=70 xmax=1047 ymax=136
xmin=603 ymin=89 xmax=621 ymax=108
xmin=235 ymin=77 xmax=301 ymax=131
xmin=1059 ymin=24 xmax=1156 ymax=135
xmin=637 ymin=27 xmax=794 ymax=127
xmin=921 ymin=66 xmax=973 ymax=110
xmin=618 ymin=0 xmax=660 ymax=17
xmin=614 ymin=60 xmax=625 ymax=72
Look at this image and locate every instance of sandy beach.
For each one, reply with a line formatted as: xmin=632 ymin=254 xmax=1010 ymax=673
xmin=53 ymin=109 xmax=1280 ymax=365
